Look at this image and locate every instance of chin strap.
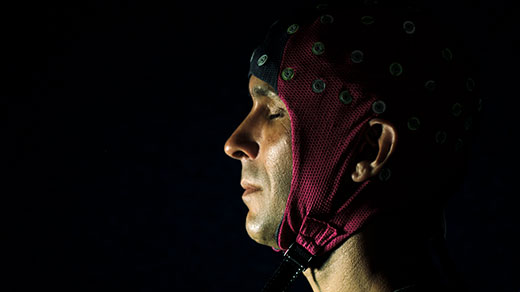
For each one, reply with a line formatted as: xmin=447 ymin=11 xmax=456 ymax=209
xmin=261 ymin=243 xmax=314 ymax=292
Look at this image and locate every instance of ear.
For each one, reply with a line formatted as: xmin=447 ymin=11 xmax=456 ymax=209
xmin=351 ymin=118 xmax=398 ymax=182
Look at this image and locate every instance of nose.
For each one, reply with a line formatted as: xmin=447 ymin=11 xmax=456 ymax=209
xmin=224 ymin=116 xmax=260 ymax=160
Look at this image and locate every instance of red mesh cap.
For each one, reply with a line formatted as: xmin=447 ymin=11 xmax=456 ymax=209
xmin=252 ymin=1 xmax=480 ymax=256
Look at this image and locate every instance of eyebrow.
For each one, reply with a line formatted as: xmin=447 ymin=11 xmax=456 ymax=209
xmin=251 ymin=86 xmax=277 ymax=99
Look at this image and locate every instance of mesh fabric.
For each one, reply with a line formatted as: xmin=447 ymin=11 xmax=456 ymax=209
xmin=249 ymin=0 xmax=480 ymax=256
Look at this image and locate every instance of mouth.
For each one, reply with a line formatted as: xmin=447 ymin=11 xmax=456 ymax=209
xmin=243 ymin=187 xmax=261 ymax=197
xmin=241 ymin=181 xmax=261 ymax=197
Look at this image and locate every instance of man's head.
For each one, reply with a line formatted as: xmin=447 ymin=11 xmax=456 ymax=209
xmin=225 ymin=75 xmax=399 ymax=249
xmin=225 ymin=0 xmax=479 ymax=256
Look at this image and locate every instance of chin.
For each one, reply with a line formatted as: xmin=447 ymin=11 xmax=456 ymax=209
xmin=245 ymin=212 xmax=279 ymax=248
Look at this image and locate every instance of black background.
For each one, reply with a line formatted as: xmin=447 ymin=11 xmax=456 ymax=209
xmin=3 ymin=0 xmax=519 ymax=291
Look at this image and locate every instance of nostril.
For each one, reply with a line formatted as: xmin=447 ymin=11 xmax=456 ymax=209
xmin=233 ymin=151 xmax=246 ymax=159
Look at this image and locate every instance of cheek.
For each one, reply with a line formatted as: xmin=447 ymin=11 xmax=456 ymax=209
xmin=263 ymin=126 xmax=293 ymax=198
xmin=264 ymin=126 xmax=292 ymax=169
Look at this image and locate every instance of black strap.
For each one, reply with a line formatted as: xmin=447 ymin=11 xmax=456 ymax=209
xmin=261 ymin=243 xmax=314 ymax=292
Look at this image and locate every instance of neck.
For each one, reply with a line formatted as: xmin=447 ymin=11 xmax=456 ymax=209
xmin=302 ymin=213 xmax=436 ymax=292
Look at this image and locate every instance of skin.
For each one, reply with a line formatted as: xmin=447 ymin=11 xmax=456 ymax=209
xmin=302 ymin=213 xmax=437 ymax=292
xmin=224 ymin=75 xmax=292 ymax=248
xmin=224 ymin=75 xmax=428 ymax=292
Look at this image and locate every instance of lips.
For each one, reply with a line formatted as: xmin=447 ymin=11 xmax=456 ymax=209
xmin=241 ymin=181 xmax=261 ymax=197
xmin=243 ymin=188 xmax=261 ymax=196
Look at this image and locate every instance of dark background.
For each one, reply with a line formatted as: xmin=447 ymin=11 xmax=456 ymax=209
xmin=3 ymin=0 xmax=519 ymax=291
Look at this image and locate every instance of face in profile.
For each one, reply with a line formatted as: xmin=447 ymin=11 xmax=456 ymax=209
xmin=224 ymin=75 xmax=293 ymax=249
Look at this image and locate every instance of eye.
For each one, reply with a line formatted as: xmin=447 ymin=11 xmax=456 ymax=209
xmin=268 ymin=108 xmax=285 ymax=120
xmin=268 ymin=113 xmax=282 ymax=120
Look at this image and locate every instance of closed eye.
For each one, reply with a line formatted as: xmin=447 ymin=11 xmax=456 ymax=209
xmin=268 ymin=113 xmax=282 ymax=120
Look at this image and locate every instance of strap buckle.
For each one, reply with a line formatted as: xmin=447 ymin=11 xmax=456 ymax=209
xmin=283 ymin=242 xmax=314 ymax=272
xmin=261 ymin=243 xmax=314 ymax=292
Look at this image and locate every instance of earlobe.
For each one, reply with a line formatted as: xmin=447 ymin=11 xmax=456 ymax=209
xmin=352 ymin=160 xmax=371 ymax=182
xmin=351 ymin=119 xmax=397 ymax=183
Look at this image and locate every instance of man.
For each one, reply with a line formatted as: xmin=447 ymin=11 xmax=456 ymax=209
xmin=224 ymin=1 xmax=480 ymax=291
